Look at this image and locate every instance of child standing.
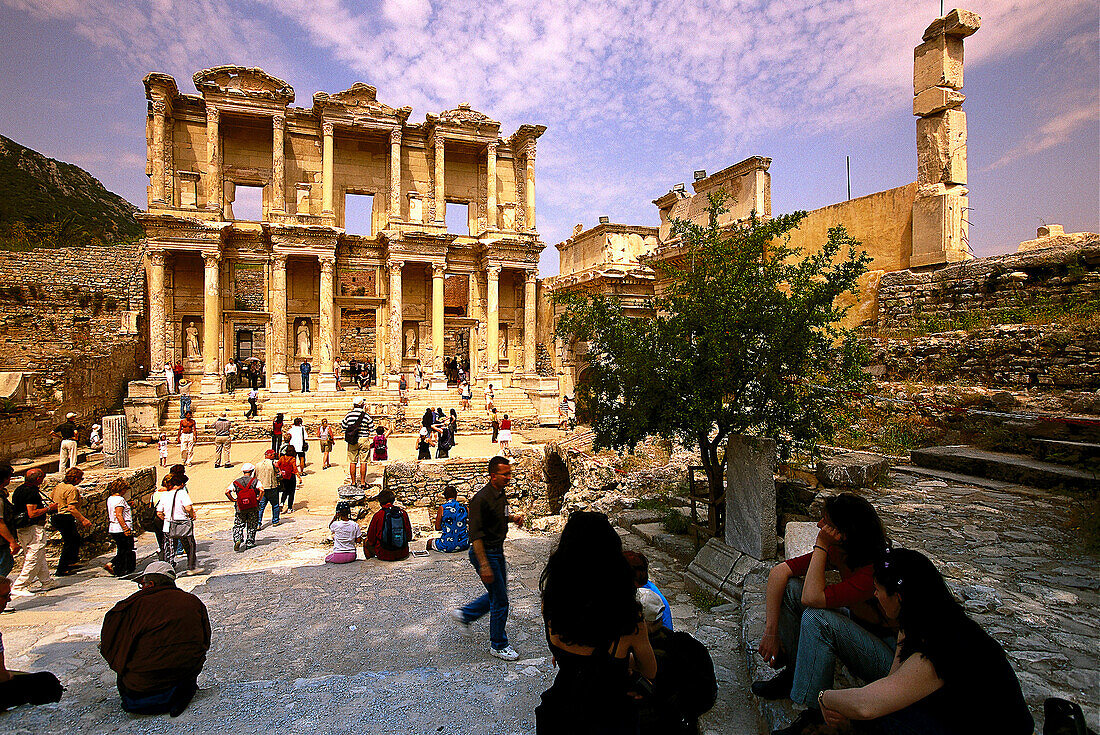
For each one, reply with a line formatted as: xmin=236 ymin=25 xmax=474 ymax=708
xmin=157 ymin=432 xmax=169 ymax=467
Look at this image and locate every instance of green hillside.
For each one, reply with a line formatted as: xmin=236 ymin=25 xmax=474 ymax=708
xmin=0 ymin=133 xmax=141 ymax=249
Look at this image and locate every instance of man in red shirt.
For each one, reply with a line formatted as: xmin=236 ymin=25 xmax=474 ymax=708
xmin=365 ymin=490 xmax=412 ymax=561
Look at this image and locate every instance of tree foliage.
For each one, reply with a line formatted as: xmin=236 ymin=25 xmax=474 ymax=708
xmin=553 ymin=195 xmax=872 ymax=494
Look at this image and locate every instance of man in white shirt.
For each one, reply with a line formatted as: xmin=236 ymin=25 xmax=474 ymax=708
xmin=255 ymin=449 xmax=281 ymax=527
xmin=224 ymin=360 xmax=238 ymax=393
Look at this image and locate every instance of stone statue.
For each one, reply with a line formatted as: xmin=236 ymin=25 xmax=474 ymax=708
xmin=405 ymin=328 xmax=418 ymax=357
xmin=184 ymin=321 xmax=201 ymax=357
xmin=499 ymin=330 xmax=508 ymax=360
xmin=296 ymin=321 xmax=312 ymax=356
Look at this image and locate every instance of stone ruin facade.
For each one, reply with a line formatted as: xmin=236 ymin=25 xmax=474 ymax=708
xmin=138 ymin=67 xmax=556 ymax=408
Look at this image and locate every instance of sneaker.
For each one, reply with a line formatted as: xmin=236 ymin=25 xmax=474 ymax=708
xmin=489 ymin=645 xmax=519 ymax=661
xmin=751 ymin=667 xmax=794 ymax=700
xmin=10 ymin=589 xmax=34 ymax=598
xmin=450 ymin=609 xmax=471 ymax=632
xmin=233 ymin=541 xmax=242 ymax=552
xmin=272 ymin=520 xmax=280 ymax=526
xmin=771 ymin=708 xmax=824 ymax=735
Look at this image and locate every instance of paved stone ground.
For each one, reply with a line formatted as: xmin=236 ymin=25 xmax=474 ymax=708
xmin=2 ymin=450 xmax=762 ymax=734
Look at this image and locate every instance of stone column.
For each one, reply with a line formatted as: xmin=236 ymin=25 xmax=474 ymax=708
xmin=272 ymin=114 xmax=286 ymax=212
xmin=389 ymin=127 xmax=402 ymax=224
xmin=200 ymin=252 xmax=222 ymax=393
xmin=375 ymin=305 xmax=386 ymax=382
xmin=102 ymin=414 xmax=129 ymax=469
xmin=433 ymin=132 xmax=445 ymax=223
xmin=486 ymin=142 xmax=497 ymax=230
xmin=387 ymin=259 xmax=403 ymax=377
xmin=150 ymin=99 xmax=167 ymax=205
xmin=318 ymin=256 xmax=337 ymax=391
xmin=524 ymin=270 xmax=537 ymax=376
xmin=524 ymin=139 xmax=537 ymax=230
xmin=205 ymin=106 xmax=221 ymax=213
xmin=431 ymin=263 xmax=445 ymax=385
xmin=486 ymin=264 xmax=501 ymax=376
xmin=322 ymin=121 xmax=335 ymax=215
xmin=148 ymin=249 xmax=167 ymax=377
xmin=269 ymin=253 xmax=290 ymax=392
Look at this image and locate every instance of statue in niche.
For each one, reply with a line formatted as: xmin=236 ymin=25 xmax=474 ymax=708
xmin=499 ymin=329 xmax=508 ymax=361
xmin=184 ymin=321 xmax=201 ymax=358
xmin=296 ymin=320 xmax=312 ymax=357
xmin=404 ymin=327 xmax=418 ymax=357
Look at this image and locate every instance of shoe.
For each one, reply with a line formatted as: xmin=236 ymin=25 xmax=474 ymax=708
xmin=224 ymin=463 xmax=233 ymax=468
xmin=450 ymin=609 xmax=471 ymax=631
xmin=272 ymin=520 xmax=280 ymax=526
xmin=233 ymin=541 xmax=242 ymax=552
xmin=214 ymin=463 xmax=221 ymax=468
xmin=771 ymin=708 xmax=824 ymax=735
xmin=10 ymin=589 xmax=34 ymax=597
xmin=245 ymin=542 xmax=256 ymax=549
xmin=489 ymin=645 xmax=519 ymax=661
xmin=751 ymin=667 xmax=794 ymax=700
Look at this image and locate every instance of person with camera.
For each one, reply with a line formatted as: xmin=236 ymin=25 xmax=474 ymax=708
xmin=10 ymin=469 xmax=57 ymax=596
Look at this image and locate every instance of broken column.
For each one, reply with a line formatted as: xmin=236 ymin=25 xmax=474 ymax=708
xmin=103 ymin=415 xmax=129 ymax=469
xmin=910 ymin=8 xmax=980 ymax=268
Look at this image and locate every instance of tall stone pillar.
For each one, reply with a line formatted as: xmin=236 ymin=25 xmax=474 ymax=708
xmin=524 ymin=270 xmax=537 ymax=375
xmin=387 ymin=259 xmax=403 ymax=377
xmin=102 ymin=414 xmax=129 ymax=469
xmin=205 ymin=106 xmax=221 ymax=213
xmin=433 ymin=133 xmax=445 ymax=223
xmin=150 ymin=99 xmax=167 ymax=205
xmin=318 ymin=256 xmax=337 ymax=391
xmin=148 ymin=249 xmax=167 ymax=377
xmin=486 ymin=264 xmax=501 ymax=377
xmin=389 ymin=127 xmax=402 ymax=224
xmin=200 ymin=252 xmax=222 ymax=393
xmin=375 ymin=305 xmax=386 ymax=382
xmin=524 ymin=139 xmax=537 ymax=230
xmin=322 ymin=121 xmax=335 ymax=215
xmin=269 ymin=253 xmax=290 ymax=392
xmin=486 ymin=142 xmax=497 ymax=230
xmin=431 ymin=263 xmax=446 ymax=387
xmin=272 ymin=114 xmax=286 ymax=212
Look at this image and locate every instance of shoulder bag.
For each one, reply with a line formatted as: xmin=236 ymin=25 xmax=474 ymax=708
xmin=166 ymin=489 xmax=194 ymax=539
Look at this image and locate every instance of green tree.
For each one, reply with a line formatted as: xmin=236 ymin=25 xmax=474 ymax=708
xmin=553 ymin=196 xmax=872 ymax=500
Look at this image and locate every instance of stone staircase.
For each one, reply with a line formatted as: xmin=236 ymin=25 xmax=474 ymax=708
xmin=910 ymin=445 xmax=1099 ymax=492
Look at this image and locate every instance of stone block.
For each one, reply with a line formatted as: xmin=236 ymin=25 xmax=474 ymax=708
xmin=922 ymin=8 xmax=981 ymax=41
xmin=127 ymin=380 xmax=166 ymax=399
xmin=816 ymin=452 xmax=891 ymax=488
xmin=724 ymin=435 xmax=777 ymax=559
xmin=686 ymin=537 xmax=743 ymax=598
xmin=784 ymin=521 xmax=820 ymax=559
xmin=911 ymin=188 xmax=970 ymax=268
xmin=917 ymin=110 xmax=967 ymax=185
xmin=914 ymin=34 xmax=964 ymax=94
xmin=913 ymin=86 xmax=966 ymax=117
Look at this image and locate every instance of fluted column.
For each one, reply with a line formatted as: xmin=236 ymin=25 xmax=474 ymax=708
xmin=432 ymin=263 xmax=445 ymax=376
xmin=387 ymin=259 xmax=403 ymax=375
xmin=272 ymin=114 xmax=286 ymax=212
xmin=486 ymin=142 xmax=497 ymax=230
xmin=524 ymin=139 xmax=537 ymax=230
xmin=148 ymin=249 xmax=167 ymax=377
xmin=318 ymin=256 xmax=337 ymax=390
xmin=389 ymin=127 xmax=402 ymax=224
xmin=269 ymin=253 xmax=289 ymax=392
xmin=200 ymin=251 xmax=222 ymax=393
xmin=486 ymin=264 xmax=501 ymax=375
xmin=433 ymin=132 xmax=445 ymax=223
xmin=322 ymin=121 xmax=334 ymax=215
xmin=524 ymin=270 xmax=537 ymax=375
xmin=150 ymin=99 xmax=166 ymax=205
xmin=205 ymin=106 xmax=221 ymax=213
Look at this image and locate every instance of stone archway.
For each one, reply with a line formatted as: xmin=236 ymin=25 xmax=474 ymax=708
xmin=544 ymin=451 xmax=570 ymax=514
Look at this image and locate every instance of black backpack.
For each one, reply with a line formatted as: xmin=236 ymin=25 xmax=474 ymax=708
xmin=380 ymin=506 xmax=407 ymax=550
xmin=344 ymin=412 xmax=365 ymax=444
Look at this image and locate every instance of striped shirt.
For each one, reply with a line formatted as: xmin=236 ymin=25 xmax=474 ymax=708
xmin=341 ymin=408 xmax=375 ymax=443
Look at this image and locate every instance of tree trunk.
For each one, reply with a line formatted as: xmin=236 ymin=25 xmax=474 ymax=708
xmin=697 ymin=432 xmax=725 ymax=538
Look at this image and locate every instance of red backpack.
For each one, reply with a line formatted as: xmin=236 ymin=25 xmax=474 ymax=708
xmin=233 ymin=478 xmax=260 ymax=510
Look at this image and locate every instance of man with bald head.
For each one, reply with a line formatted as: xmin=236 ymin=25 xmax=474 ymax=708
xmin=10 ymin=468 xmax=58 ymax=597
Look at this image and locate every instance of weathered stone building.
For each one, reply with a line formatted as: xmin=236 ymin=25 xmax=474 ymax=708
xmin=139 ymin=66 xmax=551 ymax=398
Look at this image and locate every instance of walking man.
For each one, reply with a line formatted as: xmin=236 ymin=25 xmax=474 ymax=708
xmin=341 ymin=397 xmax=374 ymax=488
xmin=452 ymin=456 xmax=525 ymax=661
xmin=244 ymin=386 xmax=259 ymax=419
xmin=10 ymin=469 xmax=56 ymax=596
xmin=225 ymin=464 xmax=260 ymax=551
xmin=299 ymin=359 xmax=312 ymax=393
xmin=177 ymin=411 xmax=197 ymax=467
xmin=256 ymin=449 xmax=281 ymax=527
xmin=51 ymin=412 xmax=80 ymax=471
xmin=212 ymin=412 xmax=232 ymax=468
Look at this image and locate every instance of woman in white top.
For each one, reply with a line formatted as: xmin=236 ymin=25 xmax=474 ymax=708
xmin=326 ymin=501 xmax=366 ymax=563
xmin=104 ymin=477 xmax=136 ymax=576
xmin=288 ymin=417 xmax=308 ymax=474
xmin=485 ymin=383 xmax=495 ymax=411
xmin=156 ymin=473 xmax=197 ymax=571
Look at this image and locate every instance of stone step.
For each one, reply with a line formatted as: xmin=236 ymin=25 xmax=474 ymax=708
xmin=910 ymin=445 xmax=1100 ymax=493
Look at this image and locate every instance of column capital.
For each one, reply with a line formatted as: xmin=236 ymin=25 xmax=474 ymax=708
xmin=151 ymin=99 xmax=167 ymax=115
xmin=320 ymin=255 xmax=336 ymax=273
xmin=388 ymin=259 xmax=405 ymax=274
xmin=525 ymin=139 xmax=537 ymax=160
xmin=202 ymin=251 xmax=221 ymax=267
xmin=390 ymin=126 xmax=402 ymax=144
xmin=433 ymin=132 xmax=445 ymax=149
xmin=322 ymin=120 xmax=334 ymax=136
xmin=525 ymin=269 xmax=537 ymax=285
xmin=272 ymin=114 xmax=286 ymax=131
xmin=147 ymin=249 xmax=166 ymax=266
xmin=206 ymin=106 xmax=219 ymax=124
xmin=486 ymin=141 xmax=498 ymax=155
xmin=486 ymin=264 xmax=502 ymax=279
xmin=270 ymin=253 xmax=287 ymax=267
xmin=432 ymin=263 xmax=447 ymax=278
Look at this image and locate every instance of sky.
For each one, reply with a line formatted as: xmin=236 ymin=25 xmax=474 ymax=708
xmin=0 ymin=0 xmax=1096 ymax=278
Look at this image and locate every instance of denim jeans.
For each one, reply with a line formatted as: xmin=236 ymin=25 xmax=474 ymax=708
xmin=779 ymin=578 xmax=895 ymax=708
xmin=118 ymin=677 xmax=196 ymax=715
xmin=0 ymin=546 xmax=13 ymax=577
xmin=258 ymin=490 xmax=281 ymax=525
xmin=460 ymin=545 xmax=509 ymax=650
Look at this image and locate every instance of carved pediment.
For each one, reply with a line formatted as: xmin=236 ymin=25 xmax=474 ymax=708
xmin=313 ymin=83 xmax=412 ymax=122
xmin=433 ymin=103 xmax=500 ymax=129
xmin=193 ymin=66 xmax=294 ymax=103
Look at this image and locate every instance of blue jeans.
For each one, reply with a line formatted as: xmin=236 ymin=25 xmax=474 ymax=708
xmin=460 ymin=545 xmax=509 ymax=650
xmin=258 ymin=489 xmax=281 ymax=525
xmin=0 ymin=546 xmax=13 ymax=577
xmin=779 ymin=578 xmax=895 ymax=708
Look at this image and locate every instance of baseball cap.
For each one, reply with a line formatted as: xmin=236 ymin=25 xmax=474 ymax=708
xmin=241 ymin=463 xmax=255 ymax=472
xmin=637 ymin=588 xmax=666 ymax=625
xmin=353 ymin=397 xmax=365 ymax=406
xmin=264 ymin=449 xmax=276 ymax=459
xmin=136 ymin=561 xmax=177 ymax=584
xmin=66 ymin=412 xmax=77 ymax=419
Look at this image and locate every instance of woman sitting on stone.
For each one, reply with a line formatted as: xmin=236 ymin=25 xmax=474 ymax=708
xmin=426 ymin=485 xmax=468 ymax=552
xmin=753 ymin=493 xmax=894 ymax=735
xmin=326 ymin=501 xmax=366 ymax=564
xmin=818 ymin=548 xmax=1033 ymax=735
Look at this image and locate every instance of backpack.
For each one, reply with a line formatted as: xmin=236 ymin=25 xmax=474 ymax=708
xmin=277 ymin=458 xmax=296 ymax=480
xmin=380 ymin=506 xmax=407 ymax=550
xmin=344 ymin=411 xmax=365 ymax=444
xmin=233 ymin=478 xmax=259 ymax=510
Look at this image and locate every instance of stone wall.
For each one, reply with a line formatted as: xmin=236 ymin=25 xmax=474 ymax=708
xmin=0 ymin=409 xmax=59 ymax=463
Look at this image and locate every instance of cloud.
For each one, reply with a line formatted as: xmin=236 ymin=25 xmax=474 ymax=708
xmin=984 ymin=100 xmax=1100 ymax=171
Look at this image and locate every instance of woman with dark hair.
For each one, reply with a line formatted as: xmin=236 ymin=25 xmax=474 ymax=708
xmin=271 ymin=413 xmax=285 ymax=455
xmin=818 ymin=548 xmax=1034 ymax=735
xmin=536 ymin=511 xmax=657 ymax=734
xmin=753 ymin=492 xmax=894 ymax=735
xmin=448 ymin=409 xmax=458 ymax=446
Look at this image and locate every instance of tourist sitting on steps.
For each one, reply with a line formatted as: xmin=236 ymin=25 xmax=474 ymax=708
xmin=753 ymin=493 xmax=895 ymax=735
xmin=326 ymin=501 xmax=366 ymax=564
xmin=100 ymin=561 xmax=210 ymax=718
xmin=816 ymin=548 xmax=1034 ymax=735
xmin=365 ymin=490 xmax=412 ymax=562
xmin=623 ymin=550 xmax=674 ymax=631
xmin=0 ymin=575 xmax=64 ymax=711
xmin=426 ymin=485 xmax=469 ymax=552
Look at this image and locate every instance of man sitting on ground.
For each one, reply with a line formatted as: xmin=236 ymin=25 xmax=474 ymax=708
xmin=426 ymin=485 xmax=469 ymax=553
xmin=100 ymin=561 xmax=210 ymax=717
xmin=624 ymin=550 xmax=674 ymax=631
xmin=0 ymin=575 xmax=64 ymax=711
xmin=365 ymin=490 xmax=412 ymax=561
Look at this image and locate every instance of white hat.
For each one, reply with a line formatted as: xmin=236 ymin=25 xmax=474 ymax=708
xmin=136 ymin=561 xmax=177 ymax=583
xmin=65 ymin=412 xmax=77 ymax=419
xmin=93 ymin=423 xmax=101 ymax=429
xmin=637 ymin=588 xmax=666 ymax=625
xmin=353 ymin=397 xmax=365 ymax=406
xmin=241 ymin=463 xmax=255 ymax=473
